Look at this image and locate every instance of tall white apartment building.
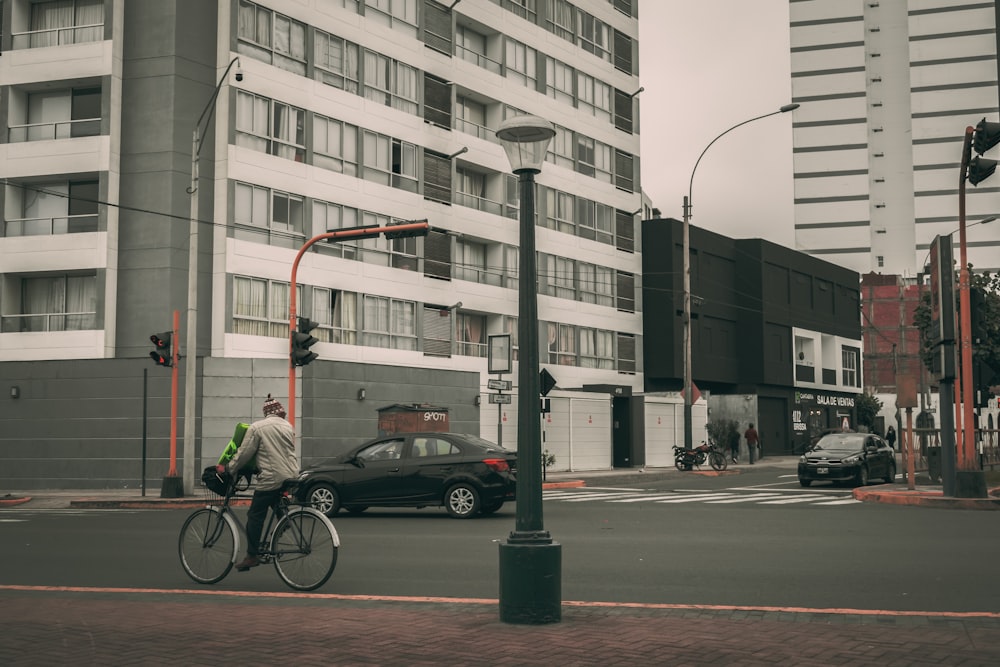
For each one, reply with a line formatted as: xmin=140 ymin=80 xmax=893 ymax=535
xmin=0 ymin=0 xmax=644 ymax=488
xmin=790 ymin=0 xmax=1000 ymax=276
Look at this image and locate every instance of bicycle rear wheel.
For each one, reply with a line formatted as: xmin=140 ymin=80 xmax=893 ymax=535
xmin=178 ymin=508 xmax=239 ymax=584
xmin=271 ymin=507 xmax=339 ymax=591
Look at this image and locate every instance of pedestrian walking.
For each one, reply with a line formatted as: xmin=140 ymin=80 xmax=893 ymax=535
xmin=730 ymin=431 xmax=739 ymax=464
xmin=744 ymin=423 xmax=760 ymax=464
xmin=885 ymin=425 xmax=897 ymax=450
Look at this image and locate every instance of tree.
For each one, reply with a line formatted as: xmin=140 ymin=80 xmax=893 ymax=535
xmin=856 ymin=393 xmax=883 ymax=431
xmin=913 ymin=267 xmax=1000 ymax=388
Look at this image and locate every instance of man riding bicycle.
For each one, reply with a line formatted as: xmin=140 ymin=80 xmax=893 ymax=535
xmin=218 ymin=394 xmax=299 ymax=571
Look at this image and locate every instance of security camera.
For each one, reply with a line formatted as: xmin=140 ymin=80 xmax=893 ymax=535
xmin=235 ymin=68 xmax=243 ymax=82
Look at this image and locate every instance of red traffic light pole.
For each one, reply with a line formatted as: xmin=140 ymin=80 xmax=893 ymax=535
xmin=286 ymin=221 xmax=430 ymax=427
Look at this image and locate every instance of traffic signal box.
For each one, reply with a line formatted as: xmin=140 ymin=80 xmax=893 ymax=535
xmin=969 ymin=118 xmax=1000 ymax=186
xmin=150 ymin=332 xmax=172 ymax=367
xmin=291 ymin=316 xmax=319 ymax=367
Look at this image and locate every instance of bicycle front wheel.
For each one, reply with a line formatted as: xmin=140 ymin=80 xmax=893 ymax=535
xmin=709 ymin=451 xmax=728 ymax=472
xmin=178 ymin=508 xmax=239 ymax=584
xmin=271 ymin=507 xmax=339 ymax=591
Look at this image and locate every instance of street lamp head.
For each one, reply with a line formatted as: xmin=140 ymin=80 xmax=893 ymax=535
xmin=496 ymin=115 xmax=555 ymax=174
xmin=780 ymin=103 xmax=800 ymax=113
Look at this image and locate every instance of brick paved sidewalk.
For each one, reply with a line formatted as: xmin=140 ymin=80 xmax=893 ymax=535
xmin=2 ymin=588 xmax=998 ymax=666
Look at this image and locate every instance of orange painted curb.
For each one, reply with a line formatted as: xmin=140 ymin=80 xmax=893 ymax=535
xmin=543 ymin=480 xmax=586 ymax=489
xmin=854 ymin=487 xmax=1000 ymax=510
xmin=0 ymin=496 xmax=31 ymax=507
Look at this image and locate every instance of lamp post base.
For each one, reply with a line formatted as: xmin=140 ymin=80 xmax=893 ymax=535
xmin=160 ymin=475 xmax=184 ymax=498
xmin=954 ymin=470 xmax=987 ymax=498
xmin=498 ymin=537 xmax=561 ymax=624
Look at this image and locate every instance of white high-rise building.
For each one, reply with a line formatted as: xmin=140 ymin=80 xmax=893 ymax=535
xmin=0 ymin=0 xmax=644 ymax=488
xmin=790 ymin=0 xmax=1000 ymax=276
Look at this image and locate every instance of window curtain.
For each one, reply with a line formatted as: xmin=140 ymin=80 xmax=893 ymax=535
xmin=75 ymin=0 xmax=103 ymax=42
xmin=65 ymin=274 xmax=96 ymax=329
xmin=233 ymin=277 xmax=267 ymax=336
xmin=391 ymin=300 xmax=416 ymax=349
xmin=364 ymin=51 xmax=391 ymax=104
xmin=333 ymin=291 xmax=357 ymax=343
xmin=30 ymin=0 xmax=73 ymax=47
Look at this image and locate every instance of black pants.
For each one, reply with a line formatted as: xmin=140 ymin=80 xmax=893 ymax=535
xmin=246 ymin=488 xmax=283 ymax=557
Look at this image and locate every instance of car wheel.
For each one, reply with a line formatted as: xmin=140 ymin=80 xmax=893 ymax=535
xmin=855 ymin=465 xmax=869 ymax=488
xmin=799 ymin=478 xmax=812 ymax=487
xmin=883 ymin=460 xmax=896 ymax=484
xmin=480 ymin=499 xmax=504 ymax=515
xmin=445 ymin=483 xmax=481 ymax=519
xmin=344 ymin=505 xmax=368 ymax=514
xmin=308 ymin=483 xmax=340 ymax=517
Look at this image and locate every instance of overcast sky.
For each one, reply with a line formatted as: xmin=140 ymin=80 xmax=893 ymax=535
xmin=638 ymin=0 xmax=796 ymax=247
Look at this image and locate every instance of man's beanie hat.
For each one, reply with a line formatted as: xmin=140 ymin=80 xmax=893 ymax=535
xmin=263 ymin=394 xmax=284 ymax=416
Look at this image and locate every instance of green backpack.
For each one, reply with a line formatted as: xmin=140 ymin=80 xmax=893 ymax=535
xmin=217 ymin=422 xmax=257 ymax=472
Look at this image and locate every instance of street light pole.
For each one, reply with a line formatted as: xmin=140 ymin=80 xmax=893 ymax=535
xmin=495 ymin=115 xmax=560 ymax=625
xmin=682 ymin=103 xmax=799 ymax=451
xmin=183 ymin=57 xmax=241 ymax=495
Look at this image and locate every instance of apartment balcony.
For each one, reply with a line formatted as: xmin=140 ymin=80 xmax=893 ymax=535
xmin=8 ymin=118 xmax=101 ymax=142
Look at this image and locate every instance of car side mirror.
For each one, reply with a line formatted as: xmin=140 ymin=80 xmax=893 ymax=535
xmin=350 ymin=455 xmax=366 ymax=469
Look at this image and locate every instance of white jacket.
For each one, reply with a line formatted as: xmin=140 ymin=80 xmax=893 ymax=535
xmin=227 ymin=415 xmax=299 ymax=491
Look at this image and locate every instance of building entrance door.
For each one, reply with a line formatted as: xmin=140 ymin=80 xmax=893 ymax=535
xmin=759 ymin=397 xmax=791 ymax=456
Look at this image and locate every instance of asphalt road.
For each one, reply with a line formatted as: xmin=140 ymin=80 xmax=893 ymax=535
xmin=2 ymin=468 xmax=998 ymax=614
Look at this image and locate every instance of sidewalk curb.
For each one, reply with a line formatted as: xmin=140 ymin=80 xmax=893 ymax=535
xmin=854 ymin=486 xmax=1000 ymax=509
xmin=0 ymin=495 xmax=31 ymax=507
xmin=542 ymin=480 xmax=586 ymax=489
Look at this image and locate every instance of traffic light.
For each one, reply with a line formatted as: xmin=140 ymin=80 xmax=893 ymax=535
xmin=973 ymin=118 xmax=1000 ymax=155
xmin=384 ymin=220 xmax=429 ymax=239
xmin=967 ymin=156 xmax=997 ymax=186
xmin=150 ymin=332 xmax=172 ymax=367
xmin=291 ymin=316 xmax=319 ymax=367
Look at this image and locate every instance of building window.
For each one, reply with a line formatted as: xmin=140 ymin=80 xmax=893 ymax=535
xmin=576 ymin=72 xmax=612 ymax=123
xmin=311 ymin=200 xmax=359 ymax=259
xmin=4 ymin=180 xmax=98 ymax=236
xmin=1 ymin=273 xmax=96 ymax=332
xmin=455 ymin=166 xmax=501 ymax=215
xmin=545 ymin=58 xmax=574 ymax=105
xmin=232 ymin=277 xmax=302 ymax=338
xmin=616 ymin=271 xmax=635 ymax=312
xmin=546 ymin=124 xmax=574 ymax=169
xmin=579 ymin=262 xmax=614 ymax=306
xmin=504 ymin=38 xmax=537 ymax=88
xmin=312 ymin=288 xmax=358 ymax=344
xmin=614 ymin=150 xmax=635 ymax=192
xmin=456 ymin=312 xmax=487 ymax=357
xmin=313 ymin=115 xmax=359 ymax=175
xmin=580 ymin=327 xmax=614 ymax=369
xmin=842 ymin=346 xmax=859 ymax=388
xmin=617 ymin=332 xmax=636 ymax=373
xmin=361 ymin=131 xmax=418 ymax=192
xmin=579 ymin=11 xmax=611 ymax=62
xmin=237 ymin=0 xmax=307 ymax=75
xmin=455 ymin=95 xmax=489 ymax=140
xmin=545 ymin=0 xmax=575 ymax=42
xmin=422 ymin=0 xmax=452 ymax=55
xmin=490 ymin=0 xmax=537 ymax=22
xmin=455 ymin=24 xmax=500 ymax=74
xmin=355 ymin=212 xmax=418 ymax=270
xmin=548 ymin=322 xmax=577 ymax=365
xmin=9 ymin=87 xmax=101 ymax=142
xmin=612 ymin=28 xmax=633 ymax=74
xmin=545 ymin=190 xmax=576 ymax=234
xmin=235 ymin=92 xmax=305 ymax=162
xmin=455 ymin=239 xmax=489 ymax=284
xmin=877 ymin=255 xmax=884 ymax=268
xmin=363 ymin=295 xmax=417 ymax=350
xmin=15 ymin=0 xmax=104 ymax=49
xmin=314 ymin=30 xmax=360 ymax=93
xmin=362 ymin=50 xmax=419 ymax=114
xmin=424 ymin=74 xmax=452 ymax=129
xmin=364 ymin=0 xmax=418 ymax=36
xmin=233 ymin=182 xmax=304 ymax=246
xmin=614 ymin=89 xmax=634 ymax=134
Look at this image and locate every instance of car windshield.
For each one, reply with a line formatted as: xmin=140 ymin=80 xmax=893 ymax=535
xmin=811 ymin=433 xmax=865 ymax=452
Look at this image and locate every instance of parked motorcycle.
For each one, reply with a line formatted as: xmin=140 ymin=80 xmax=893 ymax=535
xmin=673 ymin=441 xmax=728 ymax=472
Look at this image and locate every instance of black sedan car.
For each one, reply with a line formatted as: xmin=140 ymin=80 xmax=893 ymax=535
xmin=798 ymin=432 xmax=896 ymax=487
xmin=296 ymin=432 xmax=517 ymax=519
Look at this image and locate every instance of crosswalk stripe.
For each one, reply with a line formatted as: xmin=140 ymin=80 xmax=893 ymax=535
xmin=757 ymin=495 xmax=829 ymax=504
xmin=655 ymin=493 xmax=737 ymax=503
xmin=704 ymin=493 xmax=787 ymax=504
xmin=812 ymin=498 xmax=861 ymax=505
xmin=608 ymin=494 xmax=689 ymax=503
xmin=558 ymin=492 xmax=646 ymax=502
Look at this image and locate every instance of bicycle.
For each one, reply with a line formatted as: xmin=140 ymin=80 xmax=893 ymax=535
xmin=178 ymin=472 xmax=340 ymax=591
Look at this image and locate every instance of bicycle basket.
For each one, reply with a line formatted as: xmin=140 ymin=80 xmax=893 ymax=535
xmin=202 ymin=466 xmax=231 ymax=496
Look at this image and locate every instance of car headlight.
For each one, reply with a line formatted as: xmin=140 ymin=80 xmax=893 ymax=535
xmin=799 ymin=455 xmax=807 ymax=463
xmin=841 ymin=455 xmax=860 ymax=465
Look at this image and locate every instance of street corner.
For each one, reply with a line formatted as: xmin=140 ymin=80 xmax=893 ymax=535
xmin=0 ymin=494 xmax=31 ymax=507
xmin=853 ymin=485 xmax=1000 ymax=510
